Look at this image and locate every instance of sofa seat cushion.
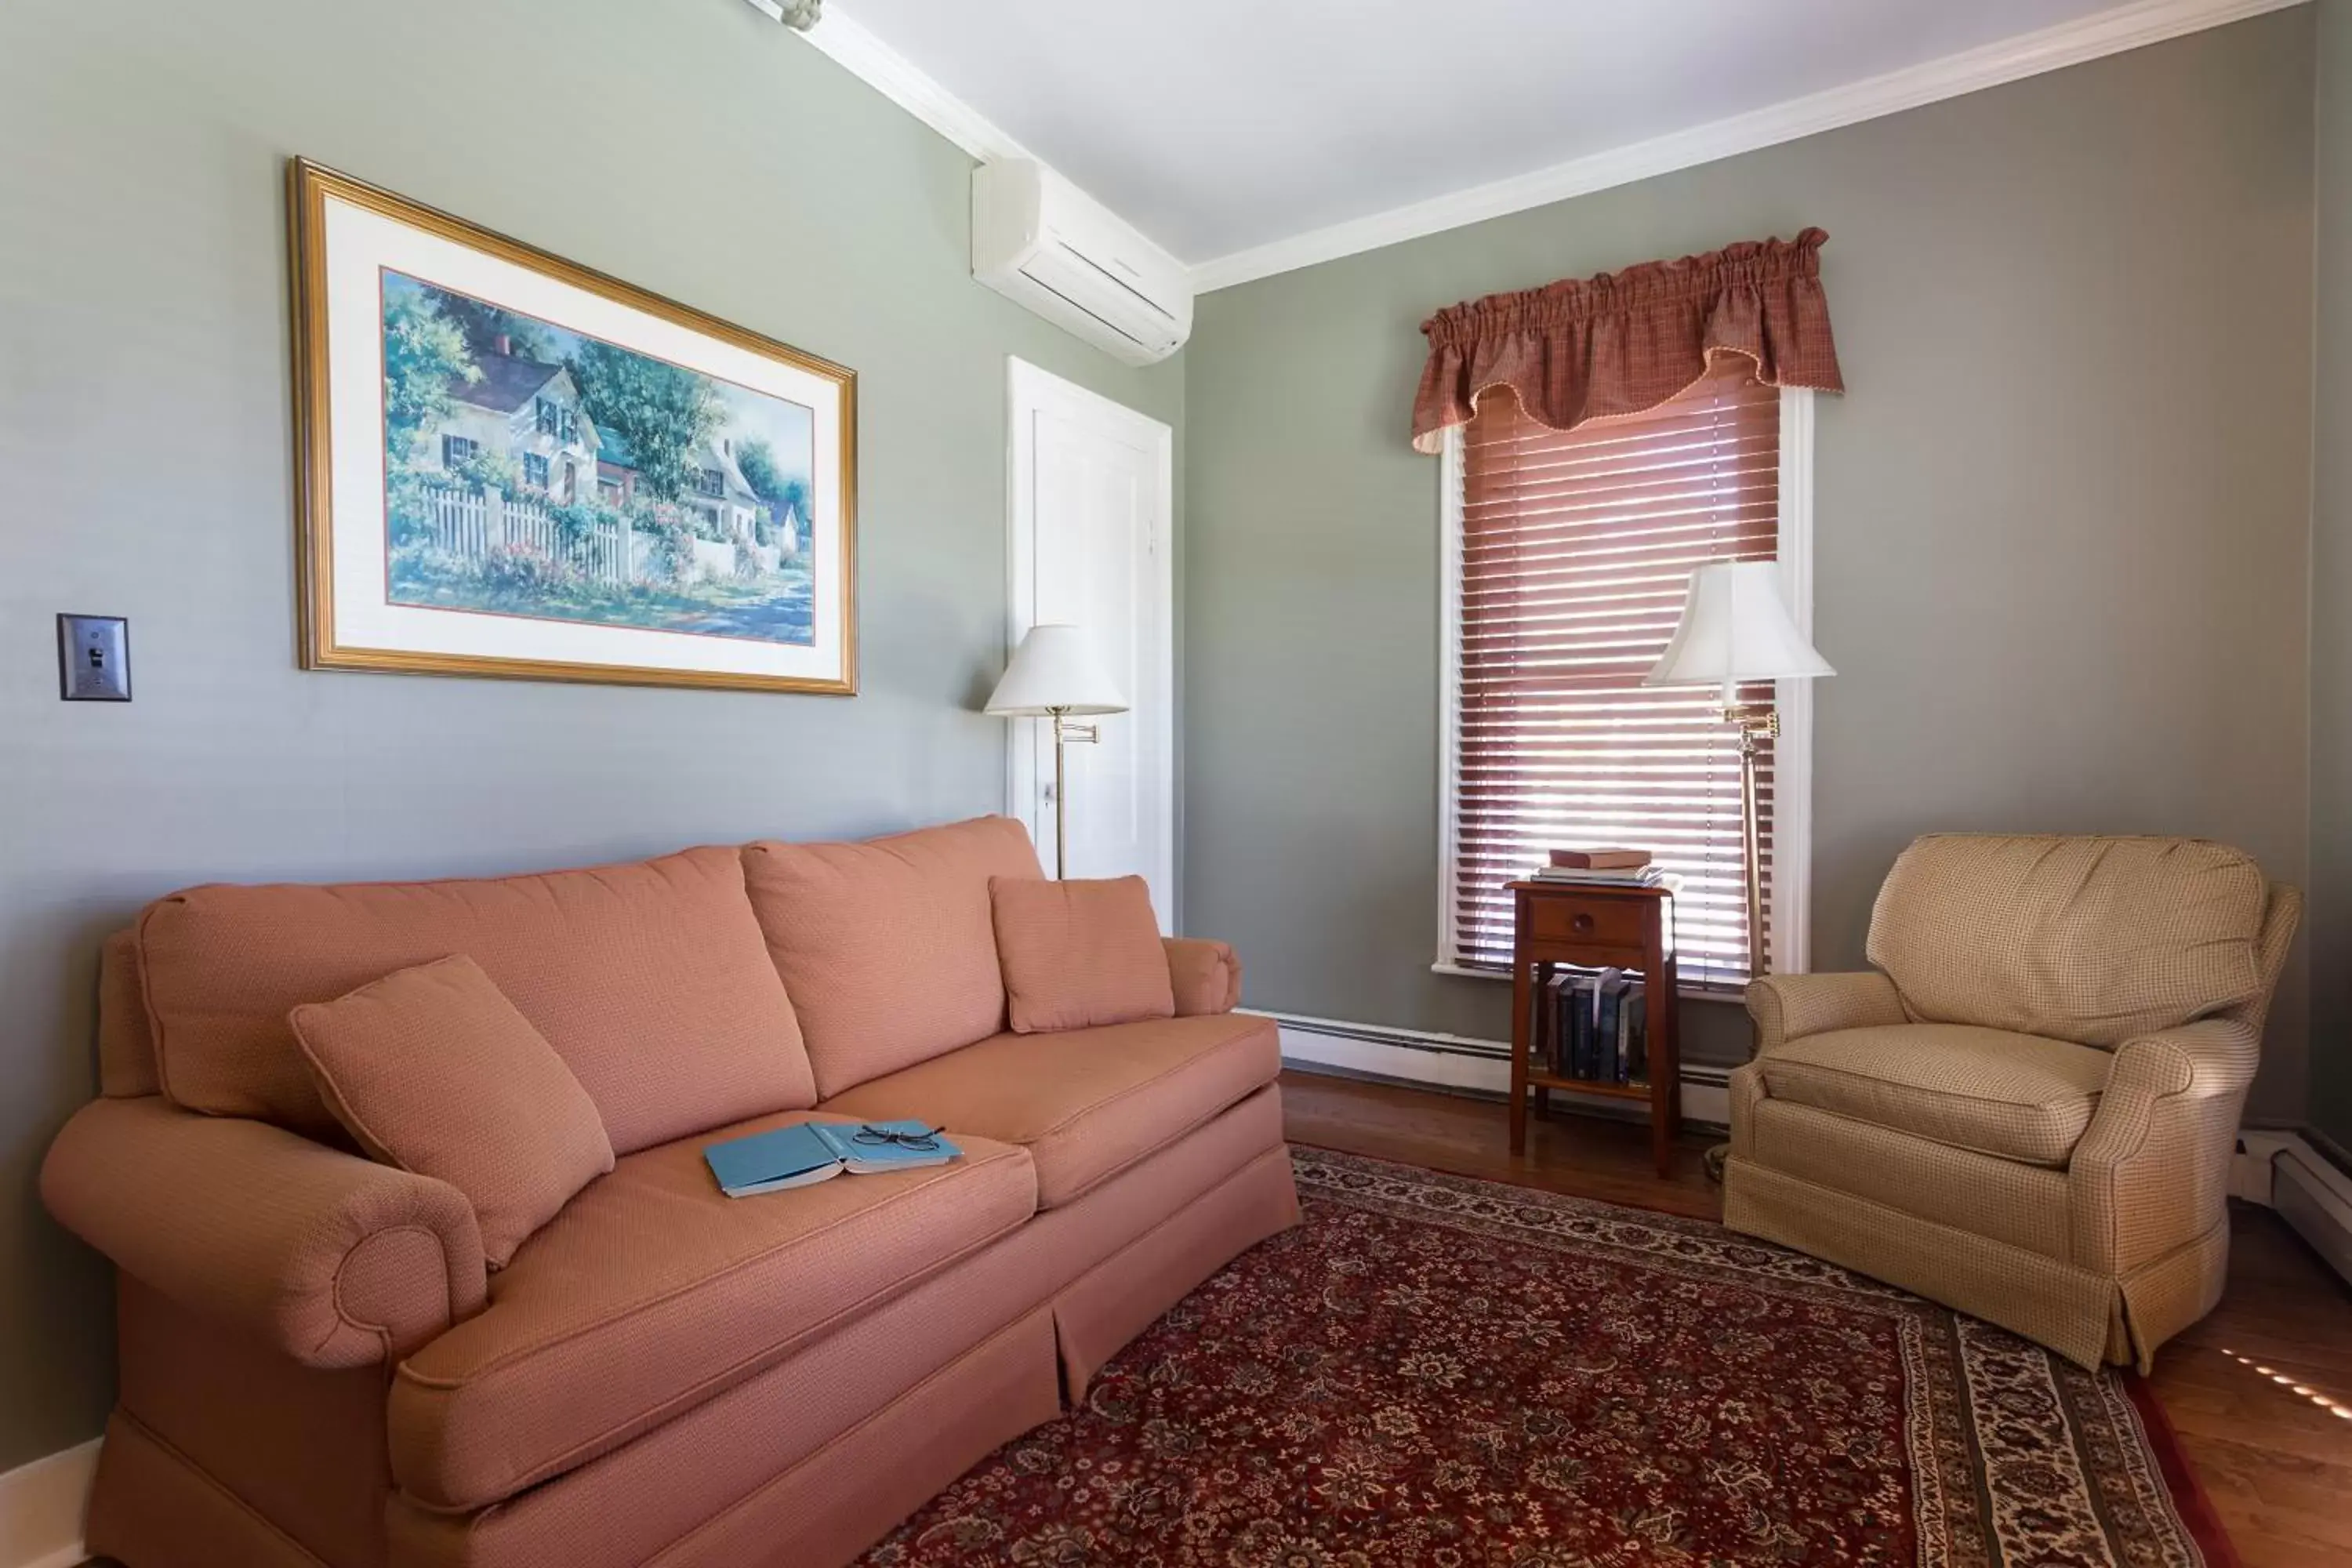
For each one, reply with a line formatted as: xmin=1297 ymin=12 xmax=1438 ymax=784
xmin=387 ymin=1113 xmax=1036 ymax=1512
xmin=818 ymin=1013 xmax=1280 ymax=1209
xmin=1757 ymin=1025 xmax=2113 ymax=1167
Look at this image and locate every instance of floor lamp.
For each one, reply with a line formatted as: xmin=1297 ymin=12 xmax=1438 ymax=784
xmin=985 ymin=624 xmax=1128 ymax=879
xmin=1643 ymin=561 xmax=1835 ymax=985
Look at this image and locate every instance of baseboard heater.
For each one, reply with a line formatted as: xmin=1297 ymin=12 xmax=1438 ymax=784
xmin=2268 ymin=1134 xmax=2352 ymax=1288
xmin=1252 ymin=1008 xmax=1732 ymax=1129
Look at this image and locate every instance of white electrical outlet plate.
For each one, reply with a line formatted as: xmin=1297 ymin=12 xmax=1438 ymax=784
xmin=57 ymin=614 xmax=131 ymax=701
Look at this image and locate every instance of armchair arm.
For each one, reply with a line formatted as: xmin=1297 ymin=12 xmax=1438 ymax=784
xmin=1745 ymin=970 xmax=1907 ymax=1054
xmin=2067 ymin=1018 xmax=2259 ymax=1281
xmin=42 ymin=1096 xmax=486 ymax=1368
xmin=1165 ymin=937 xmax=1242 ymax=1016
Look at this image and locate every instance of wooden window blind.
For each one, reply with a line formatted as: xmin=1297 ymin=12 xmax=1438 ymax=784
xmin=1447 ymin=366 xmax=1780 ymax=988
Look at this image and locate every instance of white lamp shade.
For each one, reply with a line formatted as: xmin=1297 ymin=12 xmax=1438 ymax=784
xmin=1644 ymin=561 xmax=1834 ymax=692
xmin=985 ymin=624 xmax=1128 ymax=716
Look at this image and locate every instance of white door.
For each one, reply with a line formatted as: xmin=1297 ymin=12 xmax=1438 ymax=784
xmin=1006 ymin=358 xmax=1175 ymax=929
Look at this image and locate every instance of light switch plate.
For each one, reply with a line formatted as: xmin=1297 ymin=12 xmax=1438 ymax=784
xmin=58 ymin=614 xmax=131 ymax=701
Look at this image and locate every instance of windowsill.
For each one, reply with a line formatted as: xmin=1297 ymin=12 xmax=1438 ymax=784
xmin=1428 ymin=960 xmax=1751 ymax=1005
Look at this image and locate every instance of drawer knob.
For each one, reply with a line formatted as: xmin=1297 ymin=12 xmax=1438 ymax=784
xmin=1571 ymin=913 xmax=1595 ymax=934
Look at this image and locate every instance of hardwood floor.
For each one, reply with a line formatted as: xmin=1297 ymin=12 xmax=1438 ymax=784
xmin=1279 ymin=1068 xmax=2352 ymax=1568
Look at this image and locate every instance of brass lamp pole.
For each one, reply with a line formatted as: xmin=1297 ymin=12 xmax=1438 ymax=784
xmin=1643 ymin=562 xmax=1833 ymax=983
xmin=1043 ymin=706 xmax=1103 ymax=880
xmin=1726 ymin=701 xmax=1778 ymax=985
xmin=1648 ymin=563 xmax=1829 ymax=1186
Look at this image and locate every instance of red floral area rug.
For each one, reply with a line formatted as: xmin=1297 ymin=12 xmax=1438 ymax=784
xmin=858 ymin=1148 xmax=2233 ymax=1566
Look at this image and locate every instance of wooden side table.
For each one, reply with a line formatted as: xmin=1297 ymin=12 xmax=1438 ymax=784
xmin=1505 ymin=880 xmax=1682 ymax=1175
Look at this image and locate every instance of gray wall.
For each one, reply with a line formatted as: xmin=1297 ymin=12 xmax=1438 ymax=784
xmin=1185 ymin=15 xmax=2315 ymax=1092
xmin=0 ymin=0 xmax=1179 ymax=1471
xmin=2311 ymin=0 xmax=2352 ymax=1158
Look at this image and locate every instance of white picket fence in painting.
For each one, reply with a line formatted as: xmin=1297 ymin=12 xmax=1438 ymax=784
xmin=424 ymin=488 xmax=647 ymax=585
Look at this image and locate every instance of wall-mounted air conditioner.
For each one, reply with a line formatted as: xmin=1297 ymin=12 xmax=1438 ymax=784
xmin=973 ymin=162 xmax=1192 ymax=367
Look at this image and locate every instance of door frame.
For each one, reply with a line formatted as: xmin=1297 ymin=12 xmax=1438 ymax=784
xmin=1004 ymin=357 xmax=1176 ymax=920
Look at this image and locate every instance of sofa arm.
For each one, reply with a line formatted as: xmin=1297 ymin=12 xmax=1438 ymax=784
xmin=2067 ymin=1018 xmax=2259 ymax=1283
xmin=1165 ymin=938 xmax=1242 ymax=1015
xmin=42 ymin=1096 xmax=487 ymax=1368
xmin=1744 ymin=971 xmax=1907 ymax=1054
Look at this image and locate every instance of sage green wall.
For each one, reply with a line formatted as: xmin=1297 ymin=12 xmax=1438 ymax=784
xmin=1185 ymin=15 xmax=2314 ymax=1094
xmin=2310 ymin=0 xmax=2352 ymax=1159
xmin=0 ymin=0 xmax=1180 ymax=1471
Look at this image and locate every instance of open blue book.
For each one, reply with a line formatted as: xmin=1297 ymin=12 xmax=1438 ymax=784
xmin=704 ymin=1120 xmax=962 ymax=1198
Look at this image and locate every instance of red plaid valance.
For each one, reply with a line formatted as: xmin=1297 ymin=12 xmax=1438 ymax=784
xmin=1411 ymin=229 xmax=1844 ymax=453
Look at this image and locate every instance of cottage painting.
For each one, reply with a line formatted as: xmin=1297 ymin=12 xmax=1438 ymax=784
xmin=383 ymin=271 xmax=818 ymax=644
xmin=292 ymin=159 xmax=857 ymax=694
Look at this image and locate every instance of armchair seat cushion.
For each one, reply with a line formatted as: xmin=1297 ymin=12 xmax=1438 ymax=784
xmin=387 ymin=1113 xmax=1036 ymax=1512
xmin=1757 ymin=1025 xmax=2112 ymax=1167
xmin=818 ymin=1014 xmax=1281 ymax=1208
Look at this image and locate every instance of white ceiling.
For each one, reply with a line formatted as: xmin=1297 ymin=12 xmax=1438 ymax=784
xmin=829 ymin=0 xmax=2252 ymax=267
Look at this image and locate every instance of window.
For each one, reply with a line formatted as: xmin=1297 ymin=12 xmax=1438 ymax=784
xmin=559 ymin=408 xmax=579 ymax=445
xmin=535 ymin=397 xmax=559 ymax=437
xmin=1439 ymin=365 xmax=1810 ymax=989
xmin=522 ymin=452 xmax=550 ymax=490
xmin=441 ymin=434 xmax=477 ymax=469
xmin=696 ymin=467 xmax=727 ymax=499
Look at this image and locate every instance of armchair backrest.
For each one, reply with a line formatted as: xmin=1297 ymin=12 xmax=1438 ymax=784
xmin=2221 ymin=883 xmax=2303 ymax=1037
xmin=1864 ymin=834 xmax=2271 ymax=1048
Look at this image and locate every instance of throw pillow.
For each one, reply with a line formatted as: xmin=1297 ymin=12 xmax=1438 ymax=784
xmin=290 ymin=953 xmax=614 ymax=1268
xmin=990 ymin=876 xmax=1175 ymax=1033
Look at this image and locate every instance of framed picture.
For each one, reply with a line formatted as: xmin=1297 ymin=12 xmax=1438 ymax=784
xmin=289 ymin=159 xmax=856 ymax=695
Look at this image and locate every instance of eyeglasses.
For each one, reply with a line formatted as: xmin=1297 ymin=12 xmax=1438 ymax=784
xmin=851 ymin=1123 xmax=945 ymax=1151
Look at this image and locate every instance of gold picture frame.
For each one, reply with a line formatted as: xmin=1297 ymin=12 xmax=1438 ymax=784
xmin=289 ymin=158 xmax=858 ymax=695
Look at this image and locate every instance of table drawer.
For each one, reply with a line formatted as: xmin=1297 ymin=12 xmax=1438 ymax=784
xmin=1526 ymin=896 xmax=1650 ymax=952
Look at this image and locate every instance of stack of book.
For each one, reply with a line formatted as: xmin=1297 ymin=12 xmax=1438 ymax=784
xmin=1545 ymin=967 xmax=1648 ymax=1087
xmin=1529 ymin=848 xmax=1669 ymax=889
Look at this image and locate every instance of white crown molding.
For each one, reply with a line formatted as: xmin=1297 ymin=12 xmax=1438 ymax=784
xmin=775 ymin=0 xmax=2304 ymax=296
xmin=1189 ymin=0 xmax=2309 ymax=292
xmin=786 ymin=5 xmax=1033 ymax=164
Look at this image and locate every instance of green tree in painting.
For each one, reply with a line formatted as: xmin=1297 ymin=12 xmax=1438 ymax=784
xmin=569 ymin=341 xmax=720 ymax=501
xmin=735 ymin=437 xmax=782 ymax=545
xmin=735 ymin=437 xmax=785 ymax=505
xmin=777 ymin=474 xmax=811 ymax=528
xmin=382 ymin=291 xmax=476 ymax=459
xmin=734 ymin=439 xmax=814 ymax=550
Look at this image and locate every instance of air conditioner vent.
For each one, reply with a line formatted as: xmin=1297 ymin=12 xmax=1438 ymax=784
xmin=974 ymin=162 xmax=1192 ymax=367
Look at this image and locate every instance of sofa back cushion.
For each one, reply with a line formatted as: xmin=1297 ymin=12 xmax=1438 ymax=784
xmin=291 ymin=955 xmax=615 ymax=1268
xmin=741 ymin=817 xmax=1044 ymax=1098
xmin=140 ymin=846 xmax=815 ymax=1152
xmin=1865 ymin=834 xmax=2267 ymax=1047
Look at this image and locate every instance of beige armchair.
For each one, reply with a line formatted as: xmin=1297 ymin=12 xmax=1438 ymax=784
xmin=1724 ymin=834 xmax=2299 ymax=1370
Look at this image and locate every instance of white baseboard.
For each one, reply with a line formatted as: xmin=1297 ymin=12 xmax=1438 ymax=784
xmin=0 ymin=1437 xmax=96 ymax=1568
xmin=2243 ymin=1131 xmax=2352 ymax=1289
xmin=1258 ymin=1008 xmax=1732 ymax=1128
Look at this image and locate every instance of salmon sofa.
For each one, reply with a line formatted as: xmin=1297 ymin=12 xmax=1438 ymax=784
xmin=41 ymin=816 xmax=1299 ymax=1568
